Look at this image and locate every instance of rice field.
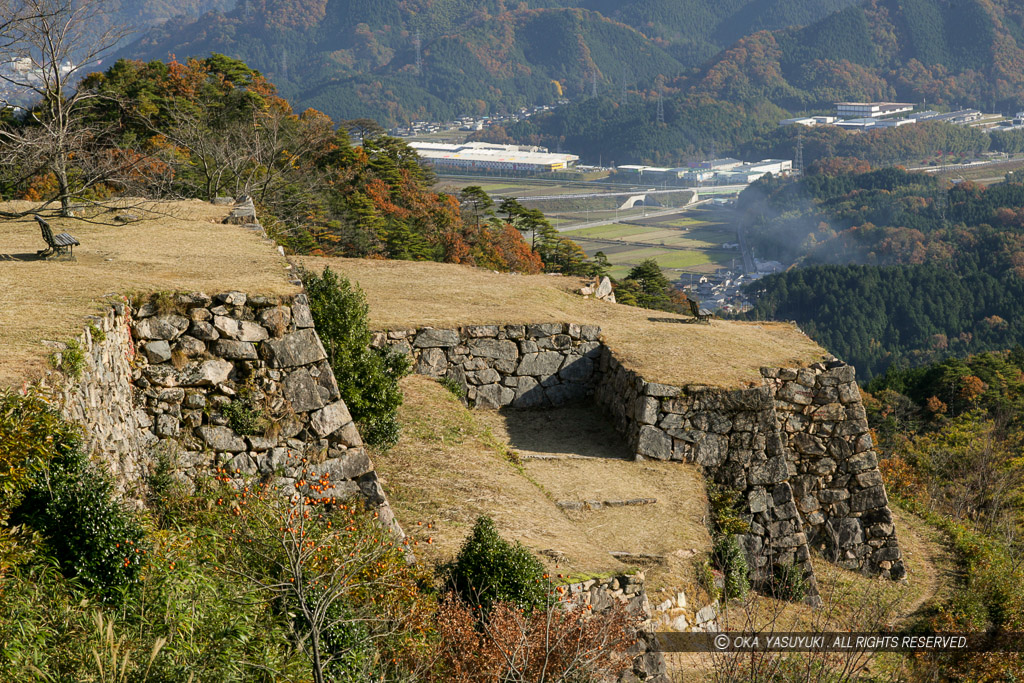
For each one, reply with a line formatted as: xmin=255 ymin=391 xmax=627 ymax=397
xmin=564 ymin=206 xmax=739 ymax=280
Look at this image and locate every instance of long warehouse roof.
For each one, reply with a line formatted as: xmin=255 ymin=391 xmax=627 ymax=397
xmin=410 ymin=141 xmax=578 ymax=165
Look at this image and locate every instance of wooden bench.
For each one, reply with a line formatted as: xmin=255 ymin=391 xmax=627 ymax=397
xmin=34 ymin=215 xmax=79 ymax=259
xmin=688 ymin=298 xmax=713 ymax=324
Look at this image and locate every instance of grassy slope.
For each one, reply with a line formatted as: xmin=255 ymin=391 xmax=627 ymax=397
xmin=372 ymin=375 xmax=712 ymax=593
xmin=0 ymin=200 xmax=298 ymax=387
xmin=296 ymin=256 xmax=828 ymax=388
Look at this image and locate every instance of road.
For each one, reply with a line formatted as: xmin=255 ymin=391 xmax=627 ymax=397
xmin=555 ymin=200 xmax=714 ymax=232
xmin=514 ymin=185 xmax=747 ymax=202
xmin=736 ymin=219 xmax=754 ymax=274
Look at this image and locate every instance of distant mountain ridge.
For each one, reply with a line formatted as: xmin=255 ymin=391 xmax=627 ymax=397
xmin=120 ymin=0 xmax=860 ymax=125
xmin=688 ymin=0 xmax=1024 ymax=112
xmin=496 ymin=0 xmax=1024 ymax=166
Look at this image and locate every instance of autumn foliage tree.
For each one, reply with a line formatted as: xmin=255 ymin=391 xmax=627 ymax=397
xmin=433 ymin=593 xmax=638 ymax=683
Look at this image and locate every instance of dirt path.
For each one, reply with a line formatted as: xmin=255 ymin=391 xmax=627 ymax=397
xmin=889 ymin=505 xmax=957 ymax=626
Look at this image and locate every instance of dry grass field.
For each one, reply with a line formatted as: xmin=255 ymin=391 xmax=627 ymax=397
xmin=296 ymin=256 xmax=829 ymax=388
xmin=0 ymin=200 xmax=297 ymax=387
xmin=372 ymin=375 xmax=712 ymax=593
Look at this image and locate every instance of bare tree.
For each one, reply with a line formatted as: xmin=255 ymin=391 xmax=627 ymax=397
xmin=0 ymin=0 xmax=133 ymax=216
xmin=214 ymin=472 xmax=420 ymax=683
xmin=151 ymin=94 xmax=336 ymax=204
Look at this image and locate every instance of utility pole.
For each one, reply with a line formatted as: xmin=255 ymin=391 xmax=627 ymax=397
xmin=795 ymin=129 xmax=805 ymax=175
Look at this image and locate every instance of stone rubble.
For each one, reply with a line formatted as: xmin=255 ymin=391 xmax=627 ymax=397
xmin=579 ymin=275 xmax=617 ymax=303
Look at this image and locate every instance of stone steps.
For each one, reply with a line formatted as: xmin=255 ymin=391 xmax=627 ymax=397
xmin=556 ymin=497 xmax=657 ymax=511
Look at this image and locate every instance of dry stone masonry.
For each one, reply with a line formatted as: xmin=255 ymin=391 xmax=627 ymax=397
xmin=49 ymin=292 xmax=402 ymax=537
xmin=50 ymin=298 xmax=152 ymax=495
xmin=762 ymin=364 xmax=904 ymax=579
xmin=388 ymin=322 xmax=905 ymax=609
xmin=595 ymin=355 xmax=821 ymax=603
xmin=564 ymin=572 xmax=667 ymax=682
xmin=373 ymin=323 xmax=603 ymax=409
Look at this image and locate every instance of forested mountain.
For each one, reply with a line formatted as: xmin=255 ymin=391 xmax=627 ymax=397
xmin=119 ymin=0 xmax=858 ymax=126
xmin=739 ymin=167 xmax=1024 ymax=379
xmin=504 ymin=0 xmax=1024 ymax=165
xmin=97 ymin=0 xmax=236 ymax=33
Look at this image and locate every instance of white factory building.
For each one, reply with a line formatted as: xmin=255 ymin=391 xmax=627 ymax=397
xmin=835 ymin=102 xmax=914 ymax=118
xmin=617 ymin=158 xmax=791 ymax=185
xmin=408 ymin=141 xmax=579 ymax=174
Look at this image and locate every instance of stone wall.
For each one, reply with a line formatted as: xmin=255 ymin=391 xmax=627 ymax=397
xmin=594 ymin=356 xmax=820 ymax=604
xmin=564 ymin=572 xmax=667 ymax=683
xmin=47 ymin=298 xmax=152 ymax=499
xmin=373 ymin=323 xmax=603 ymax=409
xmin=762 ymin=363 xmax=904 ymax=579
xmin=387 ymin=322 xmax=905 ymax=607
xmin=51 ymin=291 xmax=402 ymax=537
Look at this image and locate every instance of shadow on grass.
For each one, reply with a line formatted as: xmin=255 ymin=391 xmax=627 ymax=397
xmin=648 ymin=317 xmax=700 ymax=324
xmin=0 ymin=252 xmax=47 ymax=261
xmin=496 ymin=403 xmax=632 ymax=460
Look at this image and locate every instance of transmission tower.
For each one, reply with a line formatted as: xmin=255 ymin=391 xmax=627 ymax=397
xmin=795 ymin=130 xmax=805 ymax=174
xmin=280 ymin=47 xmax=289 ymax=79
xmin=656 ymin=92 xmax=665 ymax=125
xmin=414 ymin=30 xmax=422 ymax=75
xmin=621 ymin=66 xmax=628 ymax=104
xmin=591 ymin=71 xmax=598 ymax=98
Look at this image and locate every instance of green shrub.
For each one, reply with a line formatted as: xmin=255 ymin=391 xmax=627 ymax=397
xmin=712 ymin=535 xmax=750 ymax=600
xmin=444 ymin=515 xmax=548 ymax=615
xmin=87 ymin=322 xmax=106 ymax=344
xmin=49 ymin=339 xmax=86 ymax=379
xmin=0 ymin=388 xmax=80 ymax=514
xmin=221 ymin=385 xmax=268 ymax=436
xmin=769 ymin=562 xmax=806 ymax=602
xmin=707 ymin=483 xmax=751 ymax=536
xmin=14 ymin=447 xmax=147 ymax=600
xmin=439 ymin=375 xmax=466 ymax=400
xmin=697 ymin=558 xmax=720 ymax=603
xmin=301 ymin=266 xmax=410 ymax=449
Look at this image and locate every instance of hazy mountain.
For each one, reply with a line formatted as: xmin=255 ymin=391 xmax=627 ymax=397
xmin=500 ymin=0 xmax=1024 ymax=166
xmin=119 ymin=0 xmax=860 ymax=125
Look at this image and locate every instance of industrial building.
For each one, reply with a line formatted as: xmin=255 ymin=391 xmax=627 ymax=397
xmin=408 ymin=141 xmax=579 ymax=174
xmin=835 ymin=102 xmax=914 ymax=118
xmin=617 ymin=158 xmax=791 ymax=185
xmin=835 ymin=117 xmax=917 ymax=130
xmin=779 ymin=115 xmax=837 ymax=127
